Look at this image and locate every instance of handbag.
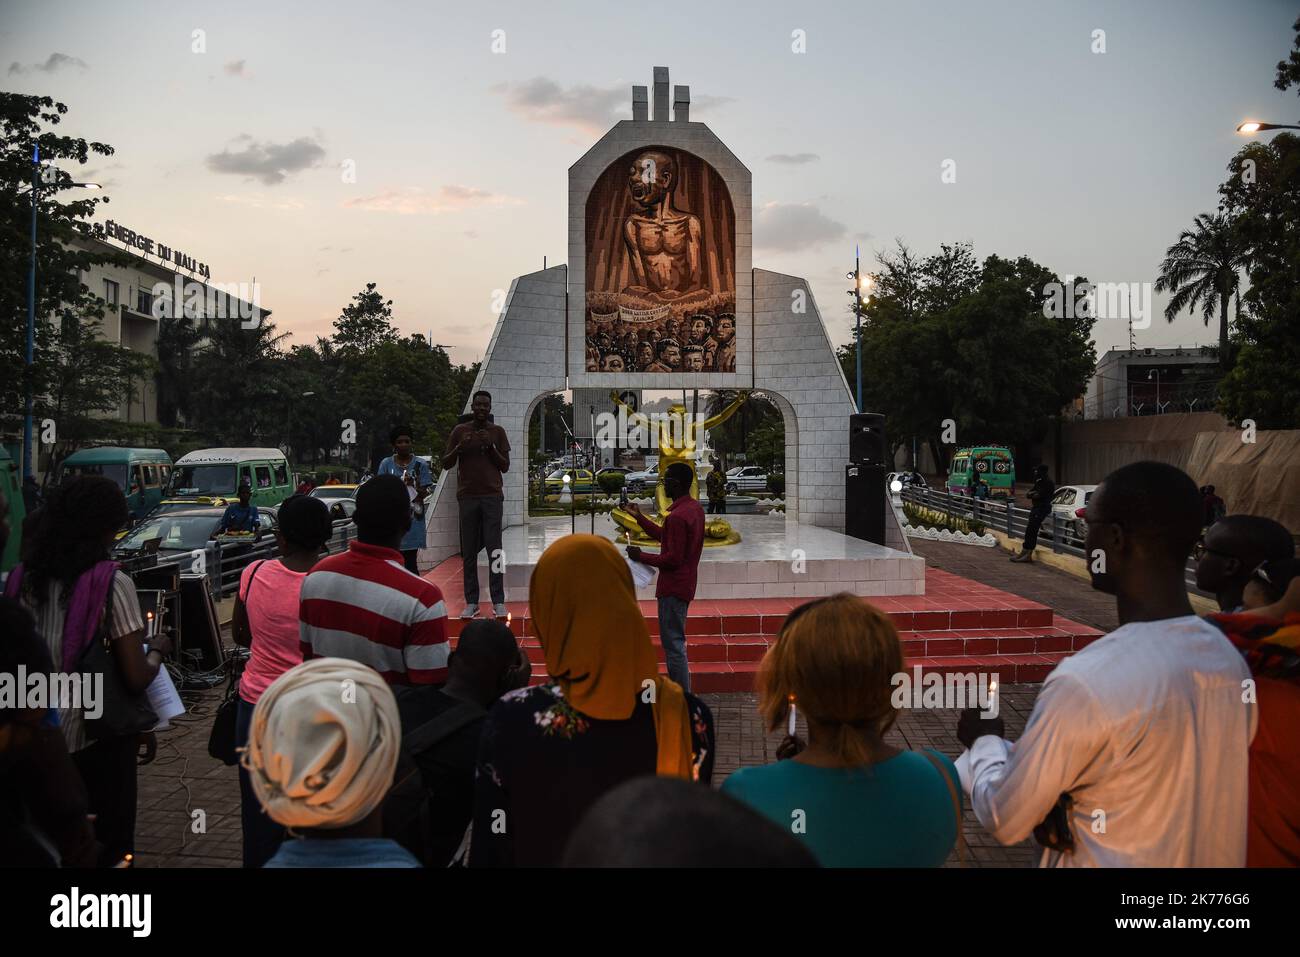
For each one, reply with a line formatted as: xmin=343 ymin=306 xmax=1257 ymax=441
xmin=920 ymin=749 xmax=966 ymax=866
xmin=82 ymin=585 xmax=158 ymax=741
xmin=208 ymin=560 xmax=265 ymax=765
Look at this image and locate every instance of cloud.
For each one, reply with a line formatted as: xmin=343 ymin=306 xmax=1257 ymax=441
xmin=463 ymin=230 xmax=479 ymax=239
xmin=8 ymin=52 xmax=88 ymax=76
xmin=223 ymin=59 xmax=248 ymax=77
xmin=754 ymin=202 xmax=847 ymax=252
xmin=691 ymin=93 xmax=734 ymax=115
xmin=216 ymin=193 xmax=307 ymax=210
xmin=492 ymin=77 xmax=627 ymax=133
xmin=205 ymin=136 xmax=326 ymax=185
xmin=766 ymin=153 xmax=820 ymax=165
xmin=342 ymin=185 xmax=523 ymax=215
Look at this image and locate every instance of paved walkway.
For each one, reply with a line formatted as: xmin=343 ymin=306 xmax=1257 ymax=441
xmin=133 ymin=539 xmax=1114 ymax=868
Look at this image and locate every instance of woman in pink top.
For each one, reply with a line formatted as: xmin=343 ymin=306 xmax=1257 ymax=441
xmin=231 ymin=494 xmax=333 ymax=867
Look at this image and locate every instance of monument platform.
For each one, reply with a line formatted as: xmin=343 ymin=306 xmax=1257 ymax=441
xmin=426 ymin=520 xmax=1101 ymax=691
xmin=441 ymin=513 xmax=924 ymax=603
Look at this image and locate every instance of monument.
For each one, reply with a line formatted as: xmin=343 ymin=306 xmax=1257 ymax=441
xmin=421 ymin=66 xmax=920 ymax=603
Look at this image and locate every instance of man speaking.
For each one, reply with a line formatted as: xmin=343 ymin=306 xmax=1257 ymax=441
xmin=442 ymin=390 xmax=510 ymax=619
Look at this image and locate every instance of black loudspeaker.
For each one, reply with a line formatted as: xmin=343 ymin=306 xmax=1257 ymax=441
xmin=845 ymin=464 xmax=886 ymax=545
xmin=849 ymin=413 xmax=886 ymax=466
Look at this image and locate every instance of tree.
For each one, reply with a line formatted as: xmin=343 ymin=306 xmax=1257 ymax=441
xmin=0 ymin=93 xmax=139 ymax=452
xmin=41 ymin=310 xmax=154 ymax=471
xmin=333 ymin=283 xmax=398 ymax=353
xmin=839 ymin=243 xmax=1096 ymax=471
xmin=187 ymin=313 xmax=290 ymax=444
xmin=1154 ymin=212 xmax=1247 ymax=369
xmin=1276 ymin=15 xmax=1300 ymax=94
xmin=1215 ymin=133 xmax=1300 ymax=428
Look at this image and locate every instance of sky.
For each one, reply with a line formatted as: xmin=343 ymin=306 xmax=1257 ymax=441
xmin=3 ymin=0 xmax=1296 ymax=366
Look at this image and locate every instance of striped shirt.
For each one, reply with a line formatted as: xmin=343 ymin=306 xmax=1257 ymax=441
xmin=299 ymin=540 xmax=449 ymax=685
xmin=21 ymin=570 xmax=145 ymax=753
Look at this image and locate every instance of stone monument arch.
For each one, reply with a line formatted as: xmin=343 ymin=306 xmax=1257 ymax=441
xmin=421 ymin=67 xmax=905 ymax=569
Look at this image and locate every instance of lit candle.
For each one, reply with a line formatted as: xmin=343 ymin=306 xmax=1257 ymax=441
xmin=787 ymin=695 xmax=797 ymax=736
xmin=145 ymin=610 xmax=155 ymax=640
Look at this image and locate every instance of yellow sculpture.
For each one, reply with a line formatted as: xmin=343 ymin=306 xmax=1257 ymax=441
xmin=608 ymin=390 xmax=749 ymax=545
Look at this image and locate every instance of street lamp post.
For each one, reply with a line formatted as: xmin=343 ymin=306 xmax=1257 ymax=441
xmin=846 ymin=247 xmax=872 ymax=414
xmin=1236 ymin=121 xmax=1300 ymax=133
xmin=23 ymin=144 xmax=101 ymax=481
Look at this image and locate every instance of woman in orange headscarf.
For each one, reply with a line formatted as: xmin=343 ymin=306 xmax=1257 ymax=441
xmin=469 ymin=534 xmax=714 ymax=867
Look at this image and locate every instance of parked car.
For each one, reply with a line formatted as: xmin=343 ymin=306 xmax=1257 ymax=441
xmin=1050 ymin=485 xmax=1097 ymax=539
xmin=624 ymin=463 xmax=658 ymax=493
xmin=545 ymin=468 xmax=596 ymax=493
xmin=725 ymin=465 xmax=768 ymax=494
xmin=309 ymin=484 xmax=359 ymax=502
xmin=112 ymin=505 xmax=277 ymax=561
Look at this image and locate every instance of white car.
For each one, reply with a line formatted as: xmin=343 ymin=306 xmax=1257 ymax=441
xmin=624 ymin=463 xmax=658 ymax=492
xmin=725 ymin=465 xmax=768 ymax=494
xmin=1050 ymin=485 xmax=1097 ymax=539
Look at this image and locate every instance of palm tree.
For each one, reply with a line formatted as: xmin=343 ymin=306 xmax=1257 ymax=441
xmin=1154 ymin=212 xmax=1247 ymax=369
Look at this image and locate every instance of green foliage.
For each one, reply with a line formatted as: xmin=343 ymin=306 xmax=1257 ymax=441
xmin=768 ymin=472 xmax=785 ymax=497
xmin=840 ymin=242 xmax=1096 ymax=469
xmin=1154 ymin=212 xmax=1246 ymax=367
xmin=903 ymin=502 xmax=985 ymax=537
xmin=0 ymin=92 xmax=147 ymax=459
xmin=597 ymin=471 xmax=625 ymax=494
xmin=1215 ymin=133 xmax=1300 ymax=428
xmin=706 ymin=391 xmax=783 ymax=469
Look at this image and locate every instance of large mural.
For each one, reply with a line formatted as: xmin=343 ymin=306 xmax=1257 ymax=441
xmin=584 ymin=147 xmax=736 ymax=374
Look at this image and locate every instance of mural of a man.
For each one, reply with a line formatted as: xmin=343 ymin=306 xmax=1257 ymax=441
xmin=602 ymin=353 xmax=626 ymax=372
xmin=622 ymin=151 xmax=707 ymax=304
xmin=683 ymin=344 xmax=705 ymax=372
xmin=688 ymin=315 xmax=711 ymax=346
xmin=635 ymin=339 xmax=655 ymax=371
xmin=645 ymin=338 xmax=679 ymax=372
xmin=711 ymin=314 xmax=737 ymax=373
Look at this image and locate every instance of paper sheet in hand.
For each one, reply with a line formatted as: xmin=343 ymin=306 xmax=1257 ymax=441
xmin=625 ymin=555 xmax=655 ymax=588
xmin=146 ymin=662 xmax=185 ymax=730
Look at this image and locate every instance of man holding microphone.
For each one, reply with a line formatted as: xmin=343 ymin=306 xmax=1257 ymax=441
xmin=443 ymin=391 xmax=510 ymax=619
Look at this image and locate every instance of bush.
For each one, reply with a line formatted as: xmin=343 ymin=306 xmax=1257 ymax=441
xmin=768 ymin=473 xmax=785 ymax=497
xmin=597 ymin=472 xmax=626 ymax=495
xmin=903 ymin=502 xmax=985 ymax=537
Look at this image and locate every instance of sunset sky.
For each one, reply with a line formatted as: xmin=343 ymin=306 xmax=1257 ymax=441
xmin=3 ymin=0 xmax=1295 ymax=366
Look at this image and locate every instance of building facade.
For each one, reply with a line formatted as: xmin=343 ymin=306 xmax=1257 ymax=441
xmin=1083 ymin=347 xmax=1221 ymax=420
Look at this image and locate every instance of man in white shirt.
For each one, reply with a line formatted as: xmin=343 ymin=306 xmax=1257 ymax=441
xmin=955 ymin=461 xmax=1256 ymax=867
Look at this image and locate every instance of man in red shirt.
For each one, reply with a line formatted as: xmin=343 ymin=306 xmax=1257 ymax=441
xmin=299 ymin=475 xmax=449 ymax=685
xmin=626 ymin=462 xmax=705 ymax=691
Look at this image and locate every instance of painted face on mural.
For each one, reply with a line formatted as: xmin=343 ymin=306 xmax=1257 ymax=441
xmin=690 ymin=317 xmax=710 ymax=343
xmin=716 ymin=315 xmax=735 ymax=343
xmin=684 ymin=349 xmax=705 ymax=372
xmin=664 ymin=342 xmax=682 ymax=369
xmin=636 ymin=341 xmax=654 ymax=369
xmin=628 ymin=151 xmax=673 ymax=209
xmin=602 ymin=353 xmax=626 ymax=372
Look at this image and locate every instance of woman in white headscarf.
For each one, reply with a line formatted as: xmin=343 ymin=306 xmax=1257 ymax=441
xmin=244 ymin=657 xmax=419 ymax=868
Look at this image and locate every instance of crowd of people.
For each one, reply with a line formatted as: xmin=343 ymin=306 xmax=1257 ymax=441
xmin=583 ymin=312 xmax=737 ymax=374
xmin=1 ymin=456 xmax=1296 ymax=869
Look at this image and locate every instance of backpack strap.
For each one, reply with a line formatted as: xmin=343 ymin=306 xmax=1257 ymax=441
xmin=403 ymin=700 xmax=487 ymax=755
xmin=920 ymin=749 xmax=965 ymax=866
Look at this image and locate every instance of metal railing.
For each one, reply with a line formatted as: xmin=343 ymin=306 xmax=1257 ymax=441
xmin=900 ymin=486 xmax=1209 ymax=597
xmin=122 ymin=517 xmax=357 ymax=600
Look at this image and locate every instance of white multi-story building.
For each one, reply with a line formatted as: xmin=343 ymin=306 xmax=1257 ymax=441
xmin=1083 ymin=346 xmax=1221 ymax=419
xmin=67 ymin=219 xmax=269 ymax=425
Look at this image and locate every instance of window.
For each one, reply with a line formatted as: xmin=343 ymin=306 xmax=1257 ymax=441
xmin=142 ymin=465 xmax=157 ymax=486
xmin=1052 ymin=488 xmax=1075 ymax=506
xmin=104 ymin=279 xmax=119 ymax=307
xmin=136 ymin=288 xmax=153 ymax=315
xmin=255 ymin=466 xmax=272 ymax=488
xmin=258 ymin=511 xmax=276 ymax=534
xmin=274 ymin=463 xmax=288 ymax=486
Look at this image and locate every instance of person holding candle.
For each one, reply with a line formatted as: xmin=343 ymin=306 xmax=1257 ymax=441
xmin=4 ymin=476 xmax=173 ymax=866
xmin=722 ymin=593 xmax=962 ymax=867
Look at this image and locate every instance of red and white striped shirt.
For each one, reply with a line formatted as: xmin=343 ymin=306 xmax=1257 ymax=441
xmin=299 ymin=540 xmax=449 ymax=685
